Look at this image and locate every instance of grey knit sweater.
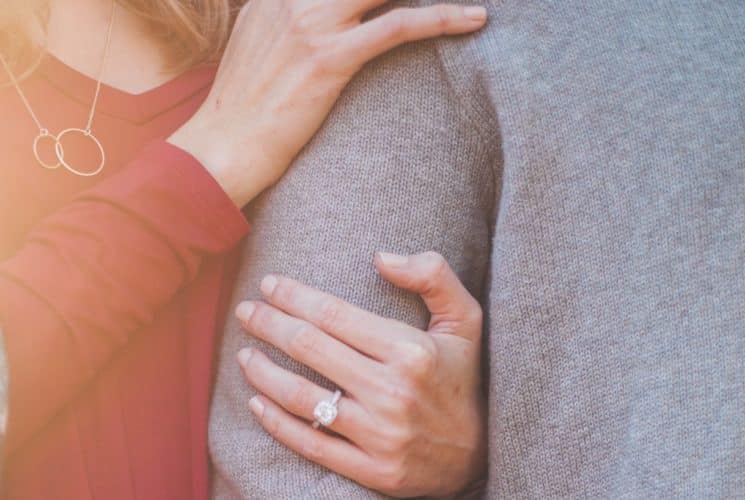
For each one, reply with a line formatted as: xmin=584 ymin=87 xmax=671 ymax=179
xmin=210 ymin=1 xmax=745 ymax=498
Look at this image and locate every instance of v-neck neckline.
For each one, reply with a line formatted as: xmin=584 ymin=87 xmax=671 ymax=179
xmin=37 ymin=53 xmax=216 ymax=125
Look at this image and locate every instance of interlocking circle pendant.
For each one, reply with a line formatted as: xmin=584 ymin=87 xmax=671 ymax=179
xmin=33 ymin=130 xmax=62 ymax=170
xmin=33 ymin=128 xmax=106 ymax=177
xmin=54 ymin=128 xmax=106 ymax=178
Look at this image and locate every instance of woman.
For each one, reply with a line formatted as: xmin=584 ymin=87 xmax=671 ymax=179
xmin=0 ymin=0 xmax=487 ymax=498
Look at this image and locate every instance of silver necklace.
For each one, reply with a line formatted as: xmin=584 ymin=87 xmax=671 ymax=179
xmin=0 ymin=2 xmax=116 ymax=177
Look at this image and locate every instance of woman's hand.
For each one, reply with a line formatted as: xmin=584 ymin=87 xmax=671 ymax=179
xmin=235 ymin=252 xmax=486 ymax=498
xmin=168 ymin=1 xmax=487 ymax=207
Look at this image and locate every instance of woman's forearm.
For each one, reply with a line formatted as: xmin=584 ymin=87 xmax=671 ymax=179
xmin=0 ymin=141 xmax=248 ymax=453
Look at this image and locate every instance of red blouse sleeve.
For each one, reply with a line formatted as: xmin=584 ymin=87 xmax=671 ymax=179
xmin=0 ymin=141 xmax=250 ymax=452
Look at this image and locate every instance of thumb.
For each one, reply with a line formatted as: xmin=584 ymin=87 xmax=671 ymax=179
xmin=374 ymin=251 xmax=482 ymax=339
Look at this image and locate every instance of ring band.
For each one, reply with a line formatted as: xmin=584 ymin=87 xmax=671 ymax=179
xmin=312 ymin=390 xmax=342 ymax=429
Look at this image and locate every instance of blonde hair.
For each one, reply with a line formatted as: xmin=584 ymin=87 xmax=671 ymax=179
xmin=1 ymin=0 xmax=246 ymax=75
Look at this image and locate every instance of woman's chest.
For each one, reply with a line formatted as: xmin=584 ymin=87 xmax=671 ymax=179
xmin=0 ymin=87 xmax=174 ymax=259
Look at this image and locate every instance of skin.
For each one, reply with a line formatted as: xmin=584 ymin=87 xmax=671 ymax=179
xmin=46 ymin=0 xmax=177 ymax=94
xmin=236 ymin=252 xmax=487 ymax=498
xmin=41 ymin=1 xmax=489 ymax=496
xmin=169 ymin=0 xmax=490 ymax=208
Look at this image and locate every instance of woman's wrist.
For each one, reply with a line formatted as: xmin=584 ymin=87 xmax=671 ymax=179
xmin=167 ymin=123 xmax=268 ymax=209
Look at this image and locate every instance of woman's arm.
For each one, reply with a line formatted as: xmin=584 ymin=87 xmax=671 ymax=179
xmin=0 ymin=0 xmax=487 ymax=459
xmin=0 ymin=142 xmax=249 ymax=452
xmin=236 ymin=252 xmax=487 ymax=498
xmin=169 ymin=0 xmax=488 ymax=208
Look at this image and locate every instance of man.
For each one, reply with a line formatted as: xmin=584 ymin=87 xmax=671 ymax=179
xmin=211 ymin=0 xmax=744 ymax=498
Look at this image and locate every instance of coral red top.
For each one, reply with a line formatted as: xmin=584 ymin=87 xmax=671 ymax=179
xmin=0 ymin=55 xmax=249 ymax=499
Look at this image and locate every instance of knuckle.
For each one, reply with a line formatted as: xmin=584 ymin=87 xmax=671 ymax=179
xmin=262 ymin=409 xmax=282 ymax=438
xmin=434 ymin=5 xmax=452 ymax=31
xmin=288 ymin=2 xmax=322 ymax=36
xmin=395 ymin=388 xmax=419 ymax=417
xmin=302 ymin=435 xmax=325 ymax=462
xmin=303 ymin=53 xmax=327 ymax=81
xmin=421 ymin=251 xmax=448 ymax=275
xmin=285 ymin=379 xmax=314 ymax=413
xmin=240 ymin=352 xmax=257 ymax=379
xmin=377 ymin=425 xmax=415 ymax=455
xmin=381 ymin=380 xmax=420 ymax=418
xmin=287 ymin=323 xmax=321 ymax=359
xmin=249 ymin=303 xmax=272 ymax=332
xmin=304 ymin=57 xmax=350 ymax=94
xmin=272 ymin=277 xmax=296 ymax=304
xmin=379 ymin=460 xmax=410 ymax=495
xmin=419 ymin=251 xmax=448 ymax=293
xmin=398 ymin=338 xmax=438 ymax=382
xmin=304 ymin=37 xmax=329 ymax=59
xmin=383 ymin=11 xmax=407 ymax=40
xmin=316 ymin=298 xmax=343 ymax=333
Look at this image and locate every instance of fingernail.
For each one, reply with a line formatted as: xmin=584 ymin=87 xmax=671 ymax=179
xmin=249 ymin=397 xmax=265 ymax=418
xmin=237 ymin=348 xmax=253 ymax=367
xmin=378 ymin=252 xmax=409 ymax=268
xmin=236 ymin=301 xmax=256 ymax=322
xmin=261 ymin=275 xmax=278 ymax=296
xmin=464 ymin=6 xmax=487 ymax=21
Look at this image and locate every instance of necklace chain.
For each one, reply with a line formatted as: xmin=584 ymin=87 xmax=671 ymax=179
xmin=0 ymin=54 xmax=45 ymax=133
xmin=0 ymin=2 xmax=116 ymax=176
xmin=85 ymin=2 xmax=116 ymax=134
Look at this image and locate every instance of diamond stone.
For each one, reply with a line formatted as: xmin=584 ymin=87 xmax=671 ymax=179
xmin=313 ymin=400 xmax=338 ymax=426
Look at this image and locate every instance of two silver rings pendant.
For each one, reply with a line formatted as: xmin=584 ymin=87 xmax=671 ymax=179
xmin=33 ymin=128 xmax=105 ymax=177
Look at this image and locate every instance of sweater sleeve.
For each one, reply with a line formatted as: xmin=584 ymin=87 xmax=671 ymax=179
xmin=0 ymin=140 xmax=250 ymax=452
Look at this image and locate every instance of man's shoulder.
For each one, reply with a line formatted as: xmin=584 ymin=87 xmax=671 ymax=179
xmin=342 ymin=0 xmax=508 ymax=142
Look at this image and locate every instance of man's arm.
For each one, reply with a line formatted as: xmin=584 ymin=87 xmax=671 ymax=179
xmin=208 ymin=13 xmax=499 ymax=498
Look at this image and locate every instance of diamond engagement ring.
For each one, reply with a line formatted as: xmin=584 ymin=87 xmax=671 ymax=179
xmin=312 ymin=390 xmax=342 ymax=429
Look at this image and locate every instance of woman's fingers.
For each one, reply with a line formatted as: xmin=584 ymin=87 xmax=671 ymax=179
xmin=237 ymin=252 xmax=486 ymax=496
xmin=257 ymin=276 xmax=418 ymax=361
xmin=236 ymin=300 xmax=387 ymax=395
xmin=341 ymin=4 xmax=487 ymax=65
xmin=173 ymin=0 xmax=487 ymax=208
xmin=238 ymin=348 xmax=373 ymax=445
xmin=248 ymin=396 xmax=385 ymax=490
xmin=335 ymin=0 xmax=390 ymax=21
xmin=375 ymin=251 xmax=483 ymax=340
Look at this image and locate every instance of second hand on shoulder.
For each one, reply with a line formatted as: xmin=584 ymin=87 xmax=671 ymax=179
xmin=168 ymin=0 xmax=488 ymax=208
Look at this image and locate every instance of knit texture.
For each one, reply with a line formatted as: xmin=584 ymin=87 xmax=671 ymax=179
xmin=209 ymin=23 xmax=497 ymax=498
xmin=210 ymin=1 xmax=745 ymax=498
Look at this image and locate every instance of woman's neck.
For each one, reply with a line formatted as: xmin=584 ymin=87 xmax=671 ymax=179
xmin=45 ymin=0 xmax=178 ymax=95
